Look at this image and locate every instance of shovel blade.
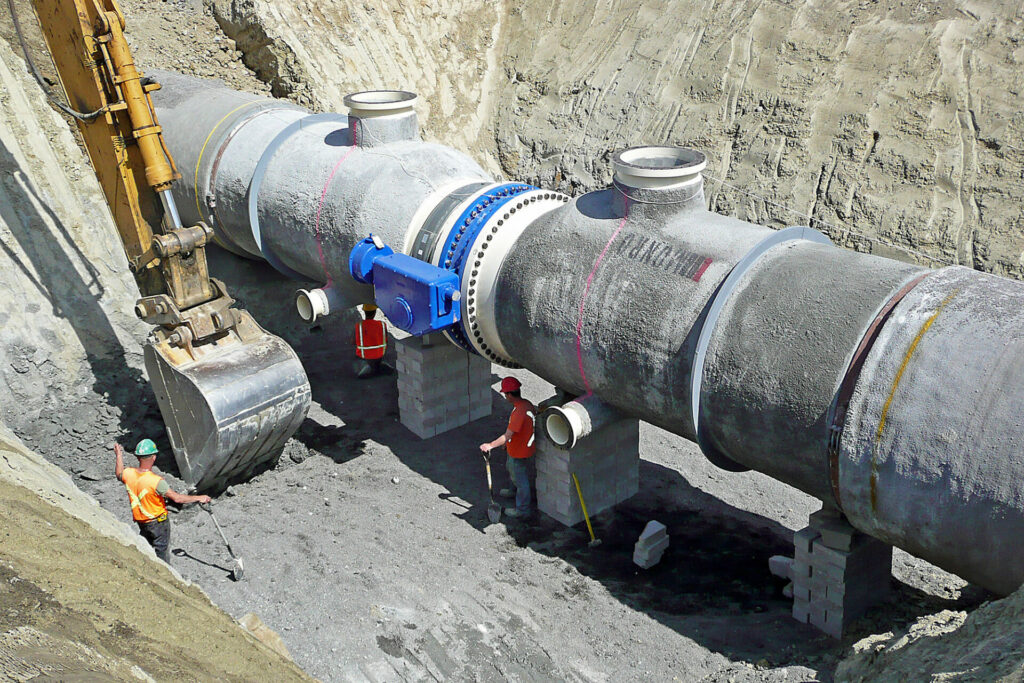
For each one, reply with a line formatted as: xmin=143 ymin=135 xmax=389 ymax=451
xmin=487 ymin=503 xmax=502 ymax=524
xmin=145 ymin=314 xmax=310 ymax=492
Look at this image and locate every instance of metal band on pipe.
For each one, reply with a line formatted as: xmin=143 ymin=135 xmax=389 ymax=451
xmin=205 ymin=106 xmax=291 ymax=258
xmin=824 ymin=271 xmax=932 ymax=510
xmin=247 ymin=113 xmax=350 ymax=280
xmin=690 ymin=226 xmax=832 ymax=472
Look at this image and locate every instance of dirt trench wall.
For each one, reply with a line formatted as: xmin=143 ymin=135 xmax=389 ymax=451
xmin=0 ymin=39 xmax=146 ymax=436
xmin=0 ymin=424 xmax=311 ymax=680
xmin=213 ymin=0 xmax=1024 ymax=277
xmin=206 ymin=0 xmax=506 ymax=173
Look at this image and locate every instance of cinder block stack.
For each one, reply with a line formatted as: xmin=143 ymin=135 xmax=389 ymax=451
xmin=395 ymin=337 xmax=492 ymax=439
xmin=790 ymin=508 xmax=893 ymax=638
xmin=633 ymin=520 xmax=670 ymax=568
xmin=535 ymin=418 xmax=639 ymax=526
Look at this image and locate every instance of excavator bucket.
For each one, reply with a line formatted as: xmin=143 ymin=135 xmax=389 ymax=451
xmin=143 ymin=312 xmax=310 ymax=492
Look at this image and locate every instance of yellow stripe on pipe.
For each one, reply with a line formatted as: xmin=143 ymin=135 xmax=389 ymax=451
xmin=869 ymin=290 xmax=958 ymax=511
xmin=193 ymin=100 xmax=262 ymax=222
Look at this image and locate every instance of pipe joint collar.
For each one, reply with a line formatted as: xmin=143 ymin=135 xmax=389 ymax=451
xmin=344 ymin=90 xmax=419 ymax=147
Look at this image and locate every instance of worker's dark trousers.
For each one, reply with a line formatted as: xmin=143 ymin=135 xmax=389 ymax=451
xmin=137 ymin=519 xmax=171 ymax=564
xmin=353 ymin=358 xmax=384 ymax=378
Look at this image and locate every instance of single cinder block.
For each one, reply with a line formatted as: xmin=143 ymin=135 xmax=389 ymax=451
xmin=638 ymin=520 xmax=667 ymax=543
xmin=769 ymin=555 xmax=794 ymax=581
xmin=402 ymin=420 xmax=437 ymax=439
xmin=791 ymin=559 xmax=812 ymax=579
xmin=792 ymin=598 xmax=810 ymax=624
xmin=809 ymin=605 xmax=844 ymax=639
xmin=637 ymin=535 xmax=670 ymax=556
xmin=794 ymin=527 xmax=821 ymax=554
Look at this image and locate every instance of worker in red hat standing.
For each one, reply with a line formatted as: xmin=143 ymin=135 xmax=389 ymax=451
xmin=480 ymin=376 xmax=536 ymax=519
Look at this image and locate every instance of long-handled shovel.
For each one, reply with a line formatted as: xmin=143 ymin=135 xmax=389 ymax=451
xmin=482 ymin=453 xmax=502 ymax=524
xmin=572 ymin=473 xmax=602 ymax=548
xmin=201 ymin=502 xmax=245 ymax=581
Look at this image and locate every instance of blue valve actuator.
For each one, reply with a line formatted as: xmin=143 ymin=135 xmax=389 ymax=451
xmin=348 ymin=235 xmax=461 ymax=336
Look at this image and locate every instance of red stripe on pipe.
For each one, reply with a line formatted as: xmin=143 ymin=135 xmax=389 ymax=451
xmin=574 ymin=197 xmax=630 ymax=395
xmin=692 ymin=257 xmax=712 ymax=282
xmin=313 ymin=119 xmax=359 ymax=286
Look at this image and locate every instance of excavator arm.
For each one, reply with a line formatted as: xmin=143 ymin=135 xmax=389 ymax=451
xmin=21 ymin=0 xmax=310 ymax=491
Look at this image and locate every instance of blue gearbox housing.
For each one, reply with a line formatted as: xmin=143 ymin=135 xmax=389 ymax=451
xmin=349 ymin=235 xmax=461 ymax=336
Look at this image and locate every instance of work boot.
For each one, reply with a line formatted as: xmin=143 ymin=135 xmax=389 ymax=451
xmin=499 ymin=487 xmax=516 ymax=498
xmin=504 ymin=507 xmax=528 ymax=519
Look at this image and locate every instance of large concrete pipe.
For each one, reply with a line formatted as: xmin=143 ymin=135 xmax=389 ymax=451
xmin=153 ymin=71 xmax=491 ymax=303
xmin=153 ymin=75 xmax=1024 ymax=595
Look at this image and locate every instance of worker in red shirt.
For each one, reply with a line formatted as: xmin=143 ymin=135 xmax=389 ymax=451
xmin=480 ymin=376 xmax=536 ymax=519
xmin=353 ymin=303 xmax=388 ymax=378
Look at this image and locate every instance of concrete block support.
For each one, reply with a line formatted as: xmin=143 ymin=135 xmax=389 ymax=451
xmin=395 ymin=337 xmax=492 ymax=439
xmin=535 ymin=417 xmax=640 ymax=527
xmin=634 ymin=520 xmax=670 ymax=569
xmin=789 ymin=508 xmax=893 ymax=638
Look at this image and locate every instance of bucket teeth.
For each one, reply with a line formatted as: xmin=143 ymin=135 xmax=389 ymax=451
xmin=144 ymin=317 xmax=310 ymax=492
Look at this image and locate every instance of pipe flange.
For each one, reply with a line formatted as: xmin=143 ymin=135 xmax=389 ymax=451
xmin=430 ymin=182 xmax=539 ymax=353
xmin=461 ymin=190 xmax=570 ymax=366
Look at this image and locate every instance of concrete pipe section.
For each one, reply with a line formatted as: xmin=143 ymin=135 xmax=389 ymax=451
xmin=153 ymin=74 xmax=1024 ymax=596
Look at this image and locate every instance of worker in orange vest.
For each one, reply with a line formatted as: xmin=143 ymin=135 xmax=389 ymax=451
xmin=114 ymin=439 xmax=211 ymax=564
xmin=353 ymin=303 xmax=388 ymax=378
xmin=480 ymin=376 xmax=537 ymax=519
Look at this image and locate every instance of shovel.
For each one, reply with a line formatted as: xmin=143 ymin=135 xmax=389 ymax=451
xmin=482 ymin=453 xmax=502 ymax=524
xmin=201 ymin=502 xmax=245 ymax=581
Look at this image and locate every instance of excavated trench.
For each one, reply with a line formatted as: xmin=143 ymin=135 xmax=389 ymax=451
xmin=1 ymin=0 xmax=1023 ymax=680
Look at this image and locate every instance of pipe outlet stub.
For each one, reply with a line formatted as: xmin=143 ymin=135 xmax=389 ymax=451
xmin=343 ymin=90 xmax=418 ymax=118
xmin=543 ymin=394 xmax=625 ymax=450
xmin=545 ymin=409 xmax=581 ymax=450
xmin=296 ymin=285 xmax=344 ymax=324
xmin=612 ymin=146 xmax=707 ymax=191
xmin=345 ymin=91 xmax=419 ymax=147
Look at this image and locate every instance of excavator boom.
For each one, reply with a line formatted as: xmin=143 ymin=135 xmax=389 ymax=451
xmin=22 ymin=0 xmax=310 ymax=491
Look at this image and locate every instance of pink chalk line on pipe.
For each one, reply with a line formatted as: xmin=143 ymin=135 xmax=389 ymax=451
xmin=312 ymin=119 xmax=359 ymax=286
xmin=574 ymin=196 xmax=630 ymax=397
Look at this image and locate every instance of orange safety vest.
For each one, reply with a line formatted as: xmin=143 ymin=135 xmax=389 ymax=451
xmin=355 ymin=319 xmax=387 ymax=359
xmin=122 ymin=468 xmax=168 ymax=523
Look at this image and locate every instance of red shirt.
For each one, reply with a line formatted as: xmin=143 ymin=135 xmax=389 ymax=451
xmin=507 ymin=399 xmax=536 ymax=459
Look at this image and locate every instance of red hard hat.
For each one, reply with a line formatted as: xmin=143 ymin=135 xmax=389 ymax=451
xmin=500 ymin=376 xmax=522 ymax=393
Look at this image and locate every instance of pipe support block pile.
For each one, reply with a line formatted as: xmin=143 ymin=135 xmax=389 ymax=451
xmin=154 ymin=74 xmax=1024 ymax=596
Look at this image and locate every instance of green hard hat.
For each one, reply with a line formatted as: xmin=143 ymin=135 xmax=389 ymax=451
xmin=134 ymin=439 xmax=158 ymax=457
